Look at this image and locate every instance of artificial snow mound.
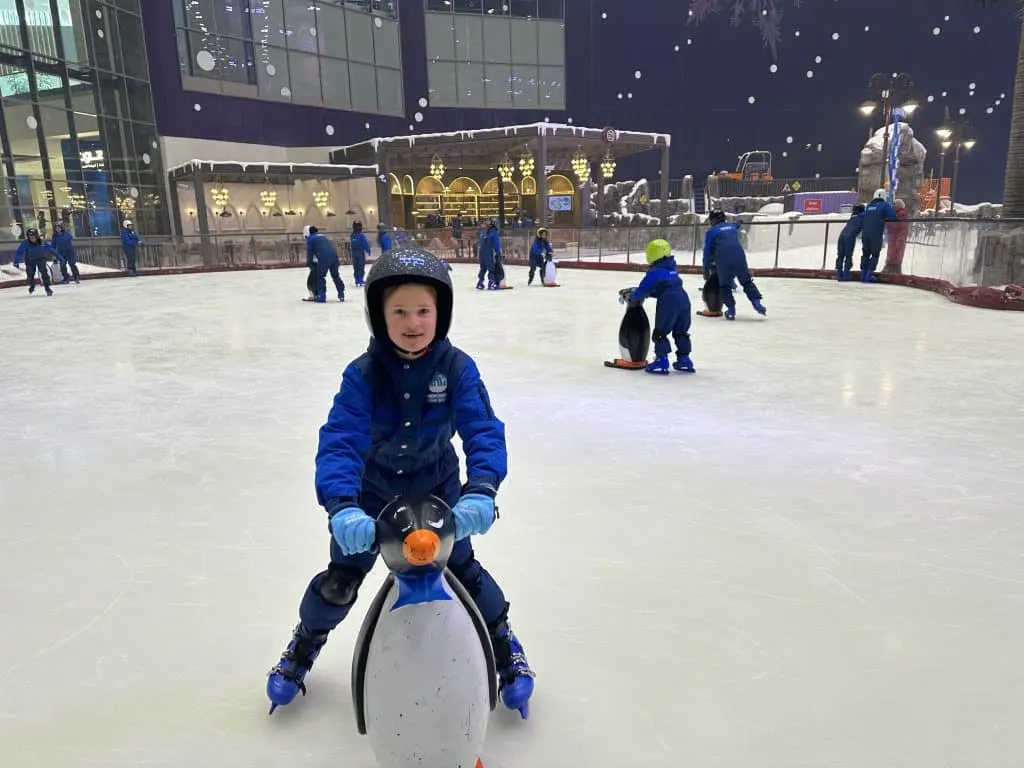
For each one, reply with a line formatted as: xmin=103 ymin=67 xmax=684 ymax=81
xmin=858 ymin=122 xmax=927 ymax=215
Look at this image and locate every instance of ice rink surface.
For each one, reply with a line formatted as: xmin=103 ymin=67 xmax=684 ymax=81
xmin=2 ymin=266 xmax=1024 ymax=768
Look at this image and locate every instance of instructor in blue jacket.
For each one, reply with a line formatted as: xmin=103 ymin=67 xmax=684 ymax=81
xmin=859 ymin=190 xmax=897 ymax=283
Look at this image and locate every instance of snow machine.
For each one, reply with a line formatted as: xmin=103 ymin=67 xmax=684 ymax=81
xmin=604 ymin=287 xmax=650 ymax=369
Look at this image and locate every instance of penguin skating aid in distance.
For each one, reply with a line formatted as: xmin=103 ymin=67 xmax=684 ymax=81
xmin=604 ymin=287 xmax=651 ymax=369
xmin=542 ymin=257 xmax=558 ymax=287
xmin=352 ymin=495 xmax=497 ymax=768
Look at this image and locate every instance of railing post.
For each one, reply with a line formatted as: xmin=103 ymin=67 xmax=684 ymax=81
xmin=821 ymin=221 xmax=830 ymax=269
xmin=774 ymin=223 xmax=781 ymax=268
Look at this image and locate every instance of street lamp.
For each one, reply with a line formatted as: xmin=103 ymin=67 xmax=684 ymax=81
xmin=864 ymin=72 xmax=915 ymax=190
xmin=940 ymin=110 xmax=976 ymax=215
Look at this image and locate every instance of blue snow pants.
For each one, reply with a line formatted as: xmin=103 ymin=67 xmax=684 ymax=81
xmin=716 ymin=255 xmax=762 ymax=309
xmin=652 ymin=287 xmax=692 ymax=359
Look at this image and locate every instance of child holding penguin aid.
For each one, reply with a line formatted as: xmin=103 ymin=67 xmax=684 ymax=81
xmin=625 ymin=238 xmax=695 ymax=374
xmin=267 ymin=246 xmax=535 ymax=717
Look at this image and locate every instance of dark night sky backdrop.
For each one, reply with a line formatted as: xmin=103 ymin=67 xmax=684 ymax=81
xmin=144 ymin=0 xmax=1023 ymax=205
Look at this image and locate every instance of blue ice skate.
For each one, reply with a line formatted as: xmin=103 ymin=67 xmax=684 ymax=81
xmin=752 ymin=299 xmax=767 ymax=315
xmin=673 ymin=356 xmax=695 ymax=373
xmin=266 ymin=623 xmax=329 ymax=714
xmin=725 ymin=306 xmax=736 ymax=320
xmin=645 ymin=356 xmax=670 ymax=375
xmin=494 ymin=622 xmax=535 ymax=718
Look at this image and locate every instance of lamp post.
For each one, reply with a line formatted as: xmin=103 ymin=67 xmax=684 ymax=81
xmin=862 ymin=72 xmax=917 ymax=192
xmin=934 ymin=107 xmax=976 ymax=215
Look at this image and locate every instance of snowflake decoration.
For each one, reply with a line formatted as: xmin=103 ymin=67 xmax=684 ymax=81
xmin=688 ymin=0 xmax=803 ymax=59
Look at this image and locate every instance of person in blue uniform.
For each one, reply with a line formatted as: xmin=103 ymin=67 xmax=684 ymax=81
xmin=627 ymin=238 xmax=695 ymax=374
xmin=859 ymin=190 xmax=897 ymax=283
xmin=267 ymin=246 xmax=535 ymax=718
xmin=376 ymin=222 xmax=392 ymax=255
xmin=350 ymin=221 xmax=371 ymax=287
xmin=121 ymin=220 xmax=141 ymax=276
xmin=305 ymin=225 xmax=345 ymax=302
xmin=835 ymin=203 xmax=865 ymax=281
xmin=13 ymin=227 xmax=58 ymax=296
xmin=477 ymin=219 xmax=502 ymax=290
xmin=528 ymin=227 xmax=552 ymax=285
xmin=703 ymin=210 xmax=767 ymax=320
xmin=50 ymin=222 xmax=80 ymax=284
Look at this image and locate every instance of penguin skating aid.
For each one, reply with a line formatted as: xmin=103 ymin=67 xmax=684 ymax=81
xmin=604 ymin=287 xmax=651 ymax=369
xmin=352 ymin=495 xmax=497 ymax=768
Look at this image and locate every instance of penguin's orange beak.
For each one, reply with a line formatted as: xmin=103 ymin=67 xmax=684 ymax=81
xmin=402 ymin=529 xmax=441 ymax=567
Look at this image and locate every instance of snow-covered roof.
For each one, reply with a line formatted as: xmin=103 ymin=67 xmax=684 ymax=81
xmin=167 ymin=159 xmax=379 ymax=178
xmin=330 ymin=122 xmax=671 ymax=162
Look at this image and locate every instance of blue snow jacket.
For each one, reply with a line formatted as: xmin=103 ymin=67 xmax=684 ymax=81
xmin=314 ymin=337 xmax=507 ymax=516
xmin=630 ymin=255 xmax=684 ymax=301
xmin=860 ymin=198 xmax=897 ymax=245
xmin=529 ymin=238 xmax=552 ymax=262
xmin=479 ymin=228 xmax=501 ymax=264
xmin=306 ymin=233 xmax=338 ymax=268
xmin=121 ymin=230 xmax=141 ymax=250
xmin=13 ymin=240 xmax=58 ymax=266
xmin=350 ymin=231 xmax=371 ymax=258
xmin=838 ymin=212 xmax=864 ymax=247
xmin=702 ymin=222 xmax=745 ymax=275
xmin=51 ymin=230 xmax=75 ymax=258
xmin=377 ymin=230 xmax=392 ymax=253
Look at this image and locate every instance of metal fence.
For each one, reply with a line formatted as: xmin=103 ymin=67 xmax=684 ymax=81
xmin=2 ymin=218 xmax=1021 ymax=290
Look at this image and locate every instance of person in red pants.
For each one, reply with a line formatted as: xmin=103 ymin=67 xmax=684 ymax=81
xmin=883 ymin=199 xmax=910 ymax=274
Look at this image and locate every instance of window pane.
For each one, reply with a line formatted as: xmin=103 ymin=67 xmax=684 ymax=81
xmin=481 ymin=62 xmax=508 ymax=105
xmin=345 ymin=9 xmax=374 ymax=63
xmin=210 ymin=0 xmax=252 ymax=39
xmin=509 ymin=0 xmax=535 ymax=17
xmin=117 ymin=12 xmax=150 ymax=81
xmin=287 ymin=50 xmax=322 ymax=105
xmin=482 ymin=17 xmax=510 ymax=62
xmin=453 ymin=14 xmax=483 ymax=62
xmin=509 ymin=18 xmax=536 ymax=62
xmin=320 ymin=57 xmax=351 ymax=109
xmin=537 ymin=20 xmax=562 ymax=65
xmin=255 ymin=46 xmax=292 ymax=100
xmin=251 ymin=0 xmax=288 ymax=49
xmin=376 ymin=67 xmax=402 ymax=115
xmin=537 ymin=0 xmax=563 ymax=18
xmin=425 ymin=0 xmax=449 ymax=11
xmin=453 ymin=0 xmax=482 ymax=12
xmin=348 ymin=61 xmax=377 ymax=112
xmin=484 ymin=0 xmax=508 ymax=15
xmin=539 ymin=64 xmax=563 ymax=107
xmin=124 ymin=78 xmax=155 ymax=124
xmin=315 ymin=3 xmax=347 ymax=58
xmin=373 ymin=17 xmax=401 ymax=69
xmin=511 ymin=64 xmax=537 ymax=107
xmin=283 ymin=0 xmax=318 ymax=53
xmin=427 ymin=59 xmax=457 ymax=106
xmin=457 ymin=61 xmax=485 ymax=106
xmin=425 ymin=13 xmax=455 ymax=60
xmin=61 ymin=1 xmax=90 ymax=66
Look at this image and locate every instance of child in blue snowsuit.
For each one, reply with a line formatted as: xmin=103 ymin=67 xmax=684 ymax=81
xmin=528 ymin=227 xmax=552 ymax=285
xmin=627 ymin=238 xmax=695 ymax=374
xmin=50 ymin=222 xmax=80 ymax=284
xmin=350 ymin=221 xmax=371 ymax=286
xmin=13 ymin=227 xmax=58 ymax=296
xmin=376 ymin=222 xmax=392 ymax=255
xmin=267 ymin=247 xmax=535 ymax=718
xmin=859 ymin=190 xmax=897 ymax=283
xmin=306 ymin=226 xmax=345 ymax=302
xmin=703 ymin=211 xmax=767 ymax=320
xmin=835 ymin=204 xmax=865 ymax=281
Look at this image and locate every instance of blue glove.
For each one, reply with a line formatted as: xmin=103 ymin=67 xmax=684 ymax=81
xmin=330 ymin=507 xmax=376 ymax=555
xmin=452 ymin=494 xmax=496 ymax=540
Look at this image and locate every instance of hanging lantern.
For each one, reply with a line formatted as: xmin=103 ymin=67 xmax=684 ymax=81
xmin=570 ymin=147 xmax=589 ymax=180
xmin=210 ymin=185 xmax=229 ymax=209
xmin=116 ymin=195 xmax=135 ymax=216
xmin=429 ymin=153 xmax=445 ymax=181
xmin=498 ymin=153 xmax=515 ymax=182
xmin=259 ymin=188 xmax=277 ymax=209
xmin=518 ymin=148 xmax=535 ymax=177
xmin=313 ymin=189 xmax=330 ymax=210
xmin=600 ymin=150 xmax=616 ymax=179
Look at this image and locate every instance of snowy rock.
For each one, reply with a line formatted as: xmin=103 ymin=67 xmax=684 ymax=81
xmin=858 ymin=122 xmax=927 ymax=215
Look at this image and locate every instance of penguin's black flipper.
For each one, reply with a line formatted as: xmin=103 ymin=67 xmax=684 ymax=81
xmin=444 ymin=569 xmax=499 ymax=711
xmin=351 ymin=574 xmax=396 ymax=735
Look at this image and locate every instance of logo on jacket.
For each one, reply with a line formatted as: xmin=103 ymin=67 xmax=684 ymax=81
xmin=427 ymin=372 xmax=447 ymax=404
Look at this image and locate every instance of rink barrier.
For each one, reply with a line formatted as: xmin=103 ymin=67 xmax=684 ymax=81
xmin=3 ymin=218 xmax=1022 ymax=311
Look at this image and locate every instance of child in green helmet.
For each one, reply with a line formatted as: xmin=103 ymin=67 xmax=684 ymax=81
xmin=625 ymin=238 xmax=695 ymax=374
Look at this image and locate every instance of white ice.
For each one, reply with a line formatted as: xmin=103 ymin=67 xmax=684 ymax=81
xmin=2 ymin=267 xmax=1024 ymax=768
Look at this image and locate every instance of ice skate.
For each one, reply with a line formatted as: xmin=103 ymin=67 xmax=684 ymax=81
xmin=673 ymin=356 xmax=695 ymax=373
xmin=725 ymin=306 xmax=736 ymax=320
xmin=752 ymin=299 xmax=767 ymax=315
xmin=476 ymin=279 xmax=485 ymax=290
xmin=266 ymin=623 xmax=329 ymax=714
xmin=493 ymin=621 xmax=535 ymax=718
xmin=644 ymin=356 xmax=670 ymax=374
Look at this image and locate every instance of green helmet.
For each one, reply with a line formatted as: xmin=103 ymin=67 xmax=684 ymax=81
xmin=645 ymin=238 xmax=672 ymax=265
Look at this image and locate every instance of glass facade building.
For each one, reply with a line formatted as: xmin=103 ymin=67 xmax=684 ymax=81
xmin=424 ymin=0 xmax=564 ymax=109
xmin=1 ymin=0 xmax=166 ymax=240
xmin=173 ymin=0 xmax=405 ymax=117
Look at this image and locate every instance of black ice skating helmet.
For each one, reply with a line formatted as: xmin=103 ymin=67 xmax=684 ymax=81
xmin=708 ymin=210 xmax=727 ymax=226
xmin=364 ymin=246 xmax=454 ymax=348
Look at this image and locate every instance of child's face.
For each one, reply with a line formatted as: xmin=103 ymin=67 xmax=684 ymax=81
xmin=384 ymin=284 xmax=437 ymax=359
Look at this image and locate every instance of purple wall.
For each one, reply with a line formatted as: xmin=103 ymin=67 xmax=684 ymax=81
xmin=144 ymin=0 xmax=1022 ymax=202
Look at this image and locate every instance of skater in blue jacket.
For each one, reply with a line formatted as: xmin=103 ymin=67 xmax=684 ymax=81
xmin=859 ymin=190 xmax=897 ymax=282
xmin=13 ymin=227 xmax=58 ymax=296
xmin=305 ymin=225 xmax=345 ymax=302
xmin=267 ymin=246 xmax=535 ymax=718
xmin=121 ymin=220 xmax=141 ymax=276
xmin=528 ymin=227 xmax=552 ymax=285
xmin=477 ymin=219 xmax=502 ymax=290
xmin=627 ymin=238 xmax=695 ymax=374
xmin=835 ymin=203 xmax=865 ymax=281
xmin=50 ymin=222 xmax=80 ymax=284
xmin=350 ymin=221 xmax=371 ymax=286
xmin=703 ymin=211 xmax=767 ymax=320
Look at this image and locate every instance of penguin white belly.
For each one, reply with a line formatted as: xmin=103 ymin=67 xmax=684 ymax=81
xmin=543 ymin=259 xmax=557 ymax=285
xmin=363 ymin=575 xmax=490 ymax=768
